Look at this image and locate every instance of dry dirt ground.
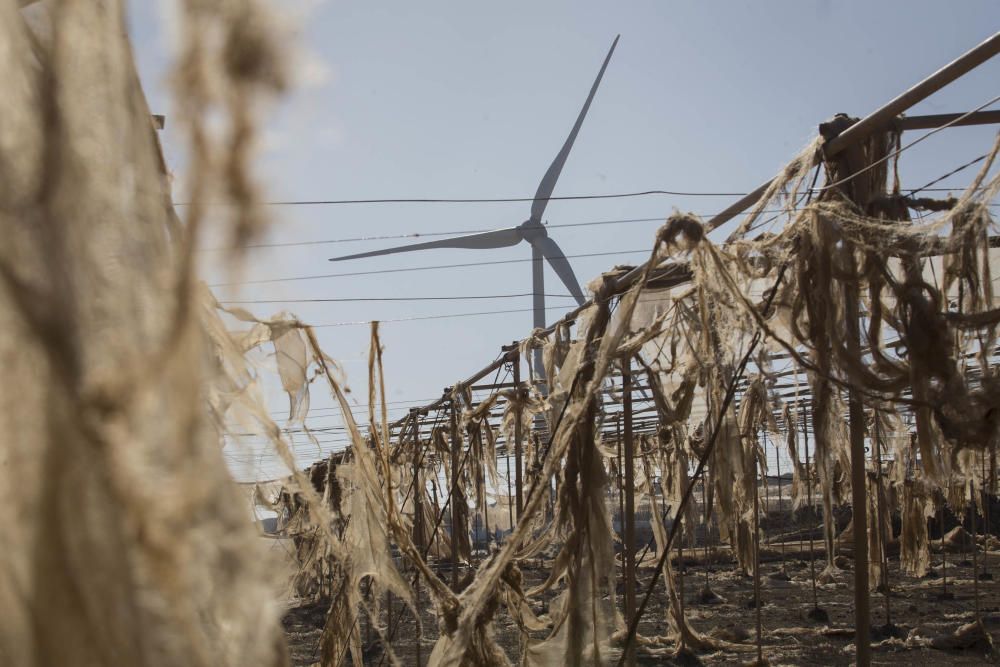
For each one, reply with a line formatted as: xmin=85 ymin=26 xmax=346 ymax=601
xmin=280 ymin=485 xmax=1000 ymax=665
xmin=283 ymin=542 xmax=1000 ymax=666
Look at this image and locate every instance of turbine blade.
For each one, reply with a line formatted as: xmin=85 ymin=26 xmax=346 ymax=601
xmin=329 ymin=227 xmax=522 ymax=261
xmin=534 ymin=236 xmax=586 ymax=305
xmin=529 ymin=35 xmax=619 ymax=223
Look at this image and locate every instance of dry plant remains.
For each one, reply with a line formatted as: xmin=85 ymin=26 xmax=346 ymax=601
xmin=1 ymin=4 xmax=1000 ymax=666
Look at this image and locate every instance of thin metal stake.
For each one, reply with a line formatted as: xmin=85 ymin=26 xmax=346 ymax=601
xmin=622 ymin=358 xmax=637 ymax=667
xmin=970 ymin=480 xmax=981 ymax=621
xmin=512 ymin=352 xmax=524 ymax=520
xmin=450 ymin=400 xmax=461 ymax=591
xmin=753 ymin=427 xmax=764 ymax=665
xmin=775 ymin=433 xmax=786 ymax=569
xmin=411 ymin=411 xmax=424 ymax=667
xmin=803 ymin=407 xmax=819 ymax=611
xmin=873 ymin=410 xmax=892 ymax=626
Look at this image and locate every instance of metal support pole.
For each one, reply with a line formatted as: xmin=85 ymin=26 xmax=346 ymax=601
xmin=753 ymin=427 xmax=764 ymax=666
xmin=410 ymin=410 xmax=423 ymax=667
xmin=617 ymin=417 xmax=626 ymax=566
xmin=844 ymin=208 xmax=872 ymax=667
xmin=621 ymin=358 xmax=637 ymax=667
xmin=895 ymin=109 xmax=1000 ymax=131
xmin=803 ymin=405 xmax=820 ymax=611
xmin=531 ymin=245 xmax=547 ymax=385
xmin=450 ymin=399 xmax=461 ymax=591
xmin=776 ymin=433 xmax=786 ymax=570
xmin=940 ymin=501 xmax=949 ymax=597
xmin=702 ymin=466 xmax=711 ymax=591
xmin=385 ymin=590 xmax=393 ymax=650
xmin=430 ymin=476 xmax=441 ymax=558
xmin=970 ymin=480 xmax=981 ymax=621
xmin=677 ymin=510 xmax=686 ymax=652
xmin=505 ymin=452 xmax=513 ymax=541
xmin=824 ymin=110 xmax=875 ymax=665
xmin=826 ymin=32 xmax=1000 ymax=156
xmin=763 ymin=432 xmax=771 ymax=522
xmin=873 ymin=411 xmax=892 ymax=626
xmin=471 ymin=420 xmax=489 ymax=554
xmin=512 ymin=350 xmax=524 ymax=519
xmin=591 ymin=31 xmax=1000 ymax=308
xmin=983 ymin=452 xmax=992 ymax=578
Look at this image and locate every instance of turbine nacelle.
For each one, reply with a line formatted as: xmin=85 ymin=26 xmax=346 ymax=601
xmin=516 ymin=219 xmax=547 ymax=244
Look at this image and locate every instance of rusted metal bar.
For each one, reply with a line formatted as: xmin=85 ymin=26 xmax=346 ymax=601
xmin=469 ymin=381 xmax=517 ymax=391
xmin=827 ymin=32 xmax=1000 ymax=155
xmin=895 ymin=109 xmax=1000 ymax=131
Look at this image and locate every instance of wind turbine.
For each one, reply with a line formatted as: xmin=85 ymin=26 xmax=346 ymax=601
xmin=330 ymin=36 xmax=620 ymax=381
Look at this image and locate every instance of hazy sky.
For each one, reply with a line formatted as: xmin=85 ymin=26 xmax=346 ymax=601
xmin=127 ymin=1 xmax=1000 ymax=479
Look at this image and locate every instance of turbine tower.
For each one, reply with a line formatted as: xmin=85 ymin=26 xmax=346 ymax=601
xmin=330 ymin=36 xmax=620 ymax=383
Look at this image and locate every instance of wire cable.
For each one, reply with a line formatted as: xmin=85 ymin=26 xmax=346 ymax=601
xmin=310 ymin=305 xmax=577 ymax=327
xmin=226 ymin=291 xmax=670 ymax=328
xmin=219 ymin=292 xmax=580 ymax=305
xmin=209 ymin=247 xmax=650 ymax=287
xmin=818 ymin=94 xmax=1000 ymax=192
xmin=265 ymin=397 xmax=438 ymax=418
xmin=201 ymin=216 xmax=667 ymax=251
xmin=176 ymin=188 xmax=750 ymax=208
xmin=908 ymin=152 xmax=990 ymax=196
xmin=201 ymin=197 xmax=998 ymax=253
xmin=181 ymin=186 xmax=984 ymax=211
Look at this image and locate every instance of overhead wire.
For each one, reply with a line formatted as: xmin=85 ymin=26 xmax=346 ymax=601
xmin=219 ymin=292 xmax=579 ymax=305
xmin=203 ymin=197 xmax=997 ymax=258
xmin=264 ymin=396 xmax=439 ymax=418
xmin=209 ymin=247 xmax=650 ymax=287
xmin=178 ymin=188 xmax=750 ymax=209
xmin=908 ymin=152 xmax=990 ymax=196
xmin=308 ymin=282 xmax=667 ymax=327
xmin=182 ymin=186 xmax=992 ymax=212
xmin=213 ymin=142 xmax=1000 ymax=323
xmin=817 ymin=93 xmax=1000 ymax=192
xmin=201 ymin=216 xmax=666 ymax=251
xmin=198 ymin=196 xmax=998 ymax=252
xmin=308 ymin=306 xmax=579 ymax=327
xmin=283 ymin=295 xmax=665 ymax=328
xmin=204 ymin=213 xmax=749 ymax=251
